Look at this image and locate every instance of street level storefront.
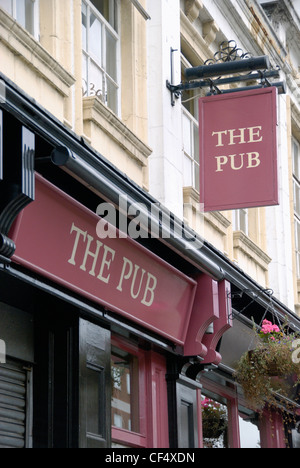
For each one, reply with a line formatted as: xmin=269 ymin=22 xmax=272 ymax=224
xmin=0 ymin=74 xmax=300 ymax=448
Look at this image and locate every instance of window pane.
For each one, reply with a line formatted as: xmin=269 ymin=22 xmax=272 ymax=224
xmin=193 ymin=122 xmax=199 ymax=163
xmin=86 ymin=364 xmax=105 ymax=436
xmin=183 ymin=155 xmax=193 ymax=187
xmin=239 ymin=414 xmax=261 ymax=448
xmin=233 ymin=209 xmax=248 ymax=234
xmin=111 ymin=348 xmax=140 ymax=433
xmin=294 ymin=141 xmax=300 ymax=181
xmin=82 ymin=2 xmax=87 ymax=52
xmin=201 ymin=396 xmax=228 ymax=448
xmin=91 ymin=0 xmax=117 ymax=31
xmin=90 ymin=12 xmax=102 ymax=63
xmin=0 ymin=0 xmax=12 ymax=14
xmin=82 ymin=54 xmax=88 ymax=96
xmin=291 ymin=425 xmax=300 ymax=448
xmin=16 ymin=0 xmax=35 ymax=35
xmin=106 ymin=29 xmax=117 ymax=81
xmin=194 ymin=163 xmax=200 ymax=193
xmin=240 ymin=209 xmax=248 ymax=234
xmin=182 ymin=113 xmax=192 ymax=157
xmin=294 ymin=182 xmax=300 ymax=217
xmin=296 ymin=219 xmax=300 ymax=250
xmin=89 ymin=61 xmax=103 ymax=98
xmin=296 ymin=219 xmax=300 ymax=277
xmin=106 ymin=78 xmax=118 ymax=114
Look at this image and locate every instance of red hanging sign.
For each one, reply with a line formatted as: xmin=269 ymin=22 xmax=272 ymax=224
xmin=199 ymin=87 xmax=279 ymax=212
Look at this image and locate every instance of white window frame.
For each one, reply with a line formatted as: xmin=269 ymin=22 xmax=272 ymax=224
xmin=181 ymin=55 xmax=200 ymax=193
xmin=182 ymin=107 xmax=200 ymax=192
xmin=0 ymin=0 xmax=39 ymax=39
xmin=82 ymin=0 xmax=120 ymax=116
xmin=293 ymin=138 xmax=300 ymax=277
xmin=295 ymin=218 xmax=300 ymax=278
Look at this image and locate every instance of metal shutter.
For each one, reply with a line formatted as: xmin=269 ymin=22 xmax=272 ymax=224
xmin=0 ymin=362 xmax=28 ymax=448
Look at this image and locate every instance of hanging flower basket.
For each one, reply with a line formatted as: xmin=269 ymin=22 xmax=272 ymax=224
xmin=247 ymin=348 xmax=285 ymax=377
xmin=201 ymin=398 xmax=228 ymax=440
xmin=235 ymin=320 xmax=300 ymax=411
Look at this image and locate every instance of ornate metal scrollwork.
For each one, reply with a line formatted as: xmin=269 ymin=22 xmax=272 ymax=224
xmin=204 ymin=40 xmax=253 ymax=66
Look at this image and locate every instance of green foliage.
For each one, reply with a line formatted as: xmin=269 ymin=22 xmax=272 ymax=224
xmin=235 ymin=320 xmax=300 ymax=411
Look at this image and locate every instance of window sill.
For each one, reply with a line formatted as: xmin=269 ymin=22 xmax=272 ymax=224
xmin=82 ymin=96 xmax=152 ymax=167
xmin=0 ymin=9 xmax=75 ymax=96
xmin=233 ymin=230 xmax=272 ymax=272
xmin=112 ymin=427 xmax=146 ymax=448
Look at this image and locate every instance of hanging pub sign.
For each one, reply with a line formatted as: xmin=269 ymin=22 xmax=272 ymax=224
xmin=199 ymin=87 xmax=279 ymax=212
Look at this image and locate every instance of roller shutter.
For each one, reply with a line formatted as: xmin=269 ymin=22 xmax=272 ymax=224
xmin=0 ymin=362 xmax=28 ymax=448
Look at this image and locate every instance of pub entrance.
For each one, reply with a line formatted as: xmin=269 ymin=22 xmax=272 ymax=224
xmin=33 ymin=304 xmax=111 ymax=448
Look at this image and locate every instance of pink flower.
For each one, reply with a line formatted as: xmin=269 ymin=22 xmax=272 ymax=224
xmin=261 ymin=319 xmax=280 ymax=335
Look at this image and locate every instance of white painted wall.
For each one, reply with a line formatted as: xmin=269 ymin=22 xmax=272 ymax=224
xmin=291 ymin=0 xmax=300 ymax=15
xmin=266 ymin=94 xmax=295 ymax=309
xmin=146 ymin=0 xmax=184 ymax=218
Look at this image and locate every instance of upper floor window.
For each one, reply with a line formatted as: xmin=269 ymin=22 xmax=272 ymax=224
xmin=232 ymin=209 xmax=249 ymax=236
xmin=181 ymin=56 xmax=200 ymax=192
xmin=293 ymin=138 xmax=300 ymax=276
xmin=82 ymin=0 xmax=120 ymax=115
xmin=0 ymin=0 xmax=39 ymax=38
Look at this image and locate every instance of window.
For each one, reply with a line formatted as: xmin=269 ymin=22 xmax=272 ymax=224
xmin=181 ymin=56 xmax=200 ymax=192
xmin=111 ymin=347 xmax=140 ymax=434
xmin=182 ymin=108 xmax=200 ymax=192
xmin=82 ymin=0 xmax=120 ymax=115
xmin=111 ymin=338 xmax=147 ymax=448
xmin=0 ymin=0 xmax=39 ymax=38
xmin=201 ymin=393 xmax=228 ymax=448
xmin=293 ymin=139 xmax=300 ymax=276
xmin=201 ymin=381 xmax=262 ymax=449
xmin=239 ymin=411 xmax=261 ymax=449
xmin=233 ymin=209 xmax=249 ymax=235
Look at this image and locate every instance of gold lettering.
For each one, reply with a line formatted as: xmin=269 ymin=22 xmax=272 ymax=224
xmin=228 ymin=128 xmax=247 ymax=146
xmin=97 ymin=245 xmax=116 ymax=284
xmin=141 ymin=274 xmax=157 ymax=307
xmin=68 ymin=223 xmax=87 ymax=266
xmin=248 ymin=126 xmax=263 ymax=143
xmin=130 ymin=265 xmax=147 ymax=300
xmin=247 ymin=152 xmax=261 ymax=169
xmin=117 ymin=257 xmax=133 ymax=292
xmin=212 ymin=126 xmax=264 ymax=148
xmin=80 ymin=234 xmax=103 ymax=276
xmin=230 ymin=154 xmax=245 ymax=171
xmin=212 ymin=130 xmax=228 ymax=147
xmin=215 ymin=156 xmax=228 ymax=172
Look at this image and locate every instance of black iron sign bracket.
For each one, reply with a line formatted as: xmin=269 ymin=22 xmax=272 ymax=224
xmin=167 ymin=41 xmax=286 ymax=106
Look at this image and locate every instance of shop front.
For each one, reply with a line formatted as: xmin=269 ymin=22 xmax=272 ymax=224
xmin=1 ymin=74 xmax=300 ymax=449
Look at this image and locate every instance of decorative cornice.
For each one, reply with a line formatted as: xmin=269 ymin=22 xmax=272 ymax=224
xmin=203 ymin=20 xmax=220 ymax=46
xmin=180 ymin=10 xmax=213 ymax=63
xmin=184 ymin=0 xmax=203 ymax=23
